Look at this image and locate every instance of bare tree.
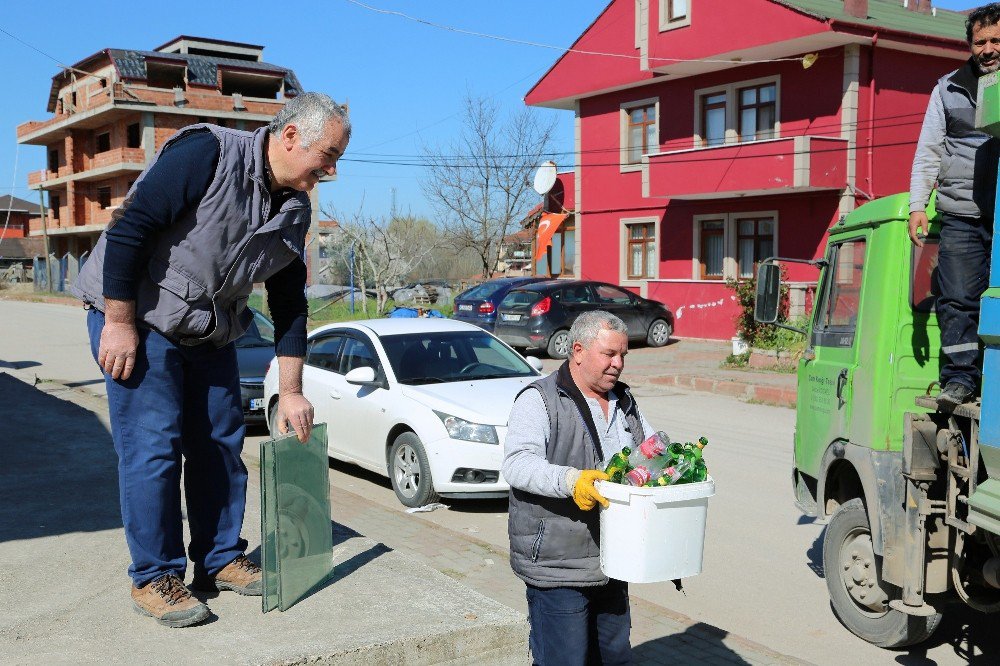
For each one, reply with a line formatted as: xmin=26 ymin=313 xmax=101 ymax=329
xmin=422 ymin=93 xmax=555 ymax=278
xmin=324 ymin=205 xmax=441 ymax=315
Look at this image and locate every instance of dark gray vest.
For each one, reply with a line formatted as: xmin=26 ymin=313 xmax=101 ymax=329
xmin=935 ymin=61 xmax=998 ymax=218
xmin=72 ymin=124 xmax=312 ymax=347
xmin=508 ymin=362 xmax=644 ymax=587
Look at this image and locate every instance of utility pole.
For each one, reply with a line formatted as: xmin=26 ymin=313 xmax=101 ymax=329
xmin=38 ymin=188 xmax=53 ymax=292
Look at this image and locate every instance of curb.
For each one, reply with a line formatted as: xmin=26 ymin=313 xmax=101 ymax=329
xmin=646 ymin=374 xmax=797 ymax=408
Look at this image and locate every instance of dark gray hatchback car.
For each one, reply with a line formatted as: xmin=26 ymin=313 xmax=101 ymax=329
xmin=493 ymin=280 xmax=674 ymax=358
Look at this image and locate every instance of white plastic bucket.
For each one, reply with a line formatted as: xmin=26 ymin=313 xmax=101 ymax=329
xmin=595 ymin=478 xmax=715 ymax=584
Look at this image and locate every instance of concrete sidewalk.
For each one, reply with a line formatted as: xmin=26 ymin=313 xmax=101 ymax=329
xmin=0 ymin=373 xmax=527 ymax=665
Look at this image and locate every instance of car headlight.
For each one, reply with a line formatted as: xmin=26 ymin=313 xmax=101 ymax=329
xmin=434 ymin=411 xmax=499 ymax=445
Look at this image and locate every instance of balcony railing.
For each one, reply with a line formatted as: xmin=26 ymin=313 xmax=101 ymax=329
xmin=643 ymin=135 xmax=848 ymax=200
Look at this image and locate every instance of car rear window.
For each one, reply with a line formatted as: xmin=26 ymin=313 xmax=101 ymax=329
xmin=500 ymin=290 xmax=542 ymax=308
xmin=460 ymin=282 xmax=505 ymax=301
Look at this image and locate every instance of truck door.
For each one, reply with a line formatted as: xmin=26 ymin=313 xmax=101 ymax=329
xmin=796 ymin=237 xmax=867 ymax=476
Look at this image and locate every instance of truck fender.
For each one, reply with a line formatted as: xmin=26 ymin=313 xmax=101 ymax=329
xmin=816 ymin=440 xmax=905 ymax=558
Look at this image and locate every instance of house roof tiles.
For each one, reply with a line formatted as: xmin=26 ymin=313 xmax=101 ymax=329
xmin=773 ymin=0 xmax=967 ymax=43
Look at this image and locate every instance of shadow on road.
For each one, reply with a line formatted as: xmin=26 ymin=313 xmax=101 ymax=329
xmin=632 ymin=622 xmax=751 ymax=664
xmin=893 ymin=604 xmax=1000 ymax=664
xmin=0 ymin=359 xmax=40 ymax=370
xmin=0 ymin=372 xmax=121 ymax=543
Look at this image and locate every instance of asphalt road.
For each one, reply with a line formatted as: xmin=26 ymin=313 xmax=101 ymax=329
xmin=3 ymin=298 xmax=997 ymax=664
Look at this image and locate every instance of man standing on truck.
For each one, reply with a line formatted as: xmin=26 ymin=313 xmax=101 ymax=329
xmin=909 ymin=4 xmax=1000 ymax=408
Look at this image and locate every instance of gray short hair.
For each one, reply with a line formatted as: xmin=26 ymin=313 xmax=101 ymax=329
xmin=269 ymin=92 xmax=352 ymax=147
xmin=569 ymin=310 xmax=628 ymax=349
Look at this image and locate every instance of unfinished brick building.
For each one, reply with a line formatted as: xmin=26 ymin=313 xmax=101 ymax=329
xmin=16 ymin=36 xmax=305 ymax=257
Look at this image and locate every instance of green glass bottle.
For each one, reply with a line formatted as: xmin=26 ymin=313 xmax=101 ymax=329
xmin=604 ymin=446 xmax=633 ymax=483
xmin=692 ymin=459 xmax=708 ymax=482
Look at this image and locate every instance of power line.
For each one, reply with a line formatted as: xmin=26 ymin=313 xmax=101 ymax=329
xmin=340 ymin=135 xmax=928 ymax=169
xmin=342 ymin=0 xmax=816 ymax=68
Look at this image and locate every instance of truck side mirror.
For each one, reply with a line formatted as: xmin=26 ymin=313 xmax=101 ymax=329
xmin=754 ymin=262 xmax=781 ymax=324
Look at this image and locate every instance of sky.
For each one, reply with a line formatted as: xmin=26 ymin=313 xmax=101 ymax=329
xmin=0 ymin=0 xmax=978 ymax=222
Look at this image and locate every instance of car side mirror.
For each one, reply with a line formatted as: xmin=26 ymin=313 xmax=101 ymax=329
xmin=345 ymin=366 xmax=378 ymax=385
xmin=754 ymin=262 xmax=781 ymax=324
xmin=526 ymin=356 xmax=544 ymax=373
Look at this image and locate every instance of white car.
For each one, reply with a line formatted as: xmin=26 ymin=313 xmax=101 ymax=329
xmin=263 ymin=317 xmax=544 ymax=507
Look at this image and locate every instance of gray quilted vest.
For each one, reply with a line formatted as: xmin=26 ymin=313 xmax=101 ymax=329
xmin=508 ymin=362 xmax=644 ymax=588
xmin=935 ymin=60 xmax=999 ymax=218
xmin=72 ymin=124 xmax=311 ymax=347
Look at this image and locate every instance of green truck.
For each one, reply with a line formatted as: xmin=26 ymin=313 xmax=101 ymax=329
xmin=755 ymin=192 xmax=1000 ymax=648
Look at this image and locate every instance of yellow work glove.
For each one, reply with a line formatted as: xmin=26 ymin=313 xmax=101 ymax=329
xmin=572 ymin=469 xmax=610 ymax=511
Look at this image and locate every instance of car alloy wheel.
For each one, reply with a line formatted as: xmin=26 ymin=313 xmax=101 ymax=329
xmin=647 ymin=319 xmax=672 ymax=347
xmin=389 ymin=432 xmax=440 ymax=508
xmin=547 ymin=330 xmax=570 ymax=359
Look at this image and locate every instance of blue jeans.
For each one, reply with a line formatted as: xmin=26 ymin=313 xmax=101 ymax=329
xmin=525 ymin=580 xmax=632 ymax=666
xmin=937 ymin=212 xmax=992 ymax=390
xmin=87 ymin=308 xmax=248 ymax=587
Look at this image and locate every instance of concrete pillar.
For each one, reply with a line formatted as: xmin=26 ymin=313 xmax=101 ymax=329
xmin=142 ymin=112 xmax=155 ymax=162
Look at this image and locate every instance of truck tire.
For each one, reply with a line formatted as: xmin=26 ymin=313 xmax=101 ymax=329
xmin=824 ymin=498 xmax=943 ymax=648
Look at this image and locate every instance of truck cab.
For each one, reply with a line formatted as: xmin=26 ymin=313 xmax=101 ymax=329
xmin=757 ymin=193 xmax=1000 ymax=648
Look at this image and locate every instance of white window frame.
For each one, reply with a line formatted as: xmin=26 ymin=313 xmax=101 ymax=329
xmin=620 ymin=96 xmax=660 ymax=174
xmin=659 ymin=0 xmax=691 ymax=31
xmin=693 ymin=75 xmax=781 ymax=148
xmin=620 ymin=216 xmax=660 ymax=287
xmin=691 ymin=210 xmax=778 ymax=281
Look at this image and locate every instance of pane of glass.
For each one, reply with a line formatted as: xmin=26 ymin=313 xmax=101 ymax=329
xmin=738 ymin=238 xmax=754 ymax=278
xmin=740 ymin=109 xmax=756 ymax=141
xmin=646 ymin=105 xmax=655 ymax=122
xmin=646 ymin=241 xmax=656 ymax=278
xmin=671 ymin=0 xmax=687 ymax=18
xmin=254 ymin=313 xmax=275 ymax=344
xmin=596 ymin=284 xmax=632 ymax=304
xmin=758 ymin=106 xmax=775 ymax=139
xmin=707 ymin=93 xmax=726 ymax=105
xmin=760 ymin=84 xmax=776 ymax=103
xmin=340 ymin=338 xmax=378 ymax=374
xmin=705 ymin=235 xmax=723 ymax=276
xmin=824 ymin=240 xmax=867 ymax=328
xmin=306 ymin=335 xmax=343 ymax=371
xmin=703 ymin=219 xmax=724 ymax=230
xmin=563 ymin=229 xmax=576 ymax=272
xmin=706 ymin=108 xmax=725 ymax=146
xmin=629 ymin=126 xmax=642 ymax=162
xmin=646 ymin=123 xmax=656 ymax=152
xmin=261 ymin=423 xmax=333 ymax=613
xmin=741 ymin=88 xmax=756 ymax=105
xmin=738 ymin=219 xmax=754 ymax=235
xmin=381 ymin=331 xmax=535 ymax=381
xmin=630 ymin=244 xmax=642 ymax=277
xmin=551 ymin=233 xmax=562 ymax=274
xmin=536 ymin=255 xmax=548 ymax=277
xmin=631 ymin=108 xmax=644 ymax=124
xmin=759 ymin=219 xmax=774 ymax=235
xmin=630 ymin=225 xmax=642 ymax=240
xmin=758 ymin=238 xmax=774 ymax=263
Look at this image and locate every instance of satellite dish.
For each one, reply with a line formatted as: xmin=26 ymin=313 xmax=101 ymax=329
xmin=533 ymin=161 xmax=558 ymax=195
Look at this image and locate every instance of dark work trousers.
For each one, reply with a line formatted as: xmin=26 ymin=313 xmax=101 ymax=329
xmin=525 ymin=580 xmax=632 ymax=666
xmin=937 ymin=212 xmax=993 ymax=391
xmin=87 ymin=308 xmax=248 ymax=587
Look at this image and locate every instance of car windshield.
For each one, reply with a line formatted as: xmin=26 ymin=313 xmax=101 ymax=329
xmin=499 ymin=290 xmax=542 ymax=309
xmin=382 ymin=331 xmax=537 ymax=385
xmin=236 ymin=313 xmax=275 ymax=348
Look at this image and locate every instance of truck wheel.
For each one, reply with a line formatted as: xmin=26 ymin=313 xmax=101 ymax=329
xmin=824 ymin=498 xmax=942 ymax=648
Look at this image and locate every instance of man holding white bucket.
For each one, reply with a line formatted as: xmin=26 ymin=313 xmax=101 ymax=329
xmin=503 ymin=311 xmax=656 ymax=665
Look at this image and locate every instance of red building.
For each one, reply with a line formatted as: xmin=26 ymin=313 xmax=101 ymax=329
xmin=525 ymin=0 xmax=969 ymax=339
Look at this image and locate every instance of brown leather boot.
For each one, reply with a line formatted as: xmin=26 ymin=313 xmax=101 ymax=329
xmin=131 ymin=574 xmax=210 ymax=628
xmin=191 ymin=555 xmax=262 ymax=596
